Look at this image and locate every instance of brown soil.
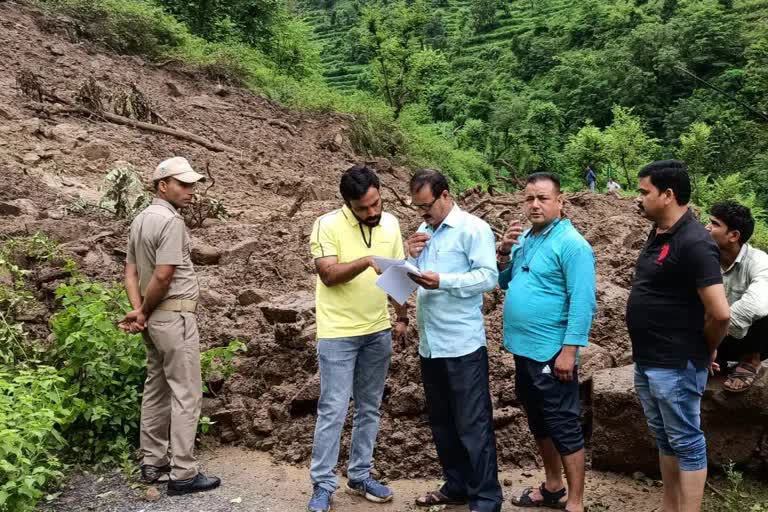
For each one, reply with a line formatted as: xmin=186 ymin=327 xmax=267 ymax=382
xmin=1 ymin=0 xmax=650 ymax=488
xmin=40 ymin=445 xmax=664 ymax=512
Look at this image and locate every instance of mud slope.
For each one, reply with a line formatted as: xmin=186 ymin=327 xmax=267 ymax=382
xmin=0 ymin=1 xmax=649 ymax=479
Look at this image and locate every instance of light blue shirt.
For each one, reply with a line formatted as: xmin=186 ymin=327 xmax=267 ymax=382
xmin=412 ymin=205 xmax=498 ymax=358
xmin=499 ymin=219 xmax=596 ymax=362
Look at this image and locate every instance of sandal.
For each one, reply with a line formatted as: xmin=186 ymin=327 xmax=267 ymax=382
xmin=510 ymin=483 xmax=567 ymax=508
xmin=723 ymin=362 xmax=763 ymax=393
xmin=415 ymin=489 xmax=468 ymax=507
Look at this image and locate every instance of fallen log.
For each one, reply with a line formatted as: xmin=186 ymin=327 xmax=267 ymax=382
xmin=33 ymin=104 xmax=239 ymax=153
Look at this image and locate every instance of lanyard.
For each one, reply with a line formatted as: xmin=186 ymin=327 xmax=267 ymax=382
xmin=359 ymin=223 xmax=373 ymax=249
xmin=520 ymin=219 xmax=560 ymax=272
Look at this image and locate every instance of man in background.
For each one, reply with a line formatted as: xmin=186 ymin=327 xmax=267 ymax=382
xmin=627 ymin=160 xmax=730 ymax=512
xmin=307 ymin=164 xmax=407 ymax=512
xmin=120 ymin=156 xmax=221 ymax=495
xmin=407 ymin=169 xmax=503 ymax=512
xmin=706 ymin=200 xmax=768 ymax=392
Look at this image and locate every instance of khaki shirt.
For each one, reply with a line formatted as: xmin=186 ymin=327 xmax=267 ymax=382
xmin=126 ymin=198 xmax=199 ymax=301
xmin=722 ymin=243 xmax=768 ymax=339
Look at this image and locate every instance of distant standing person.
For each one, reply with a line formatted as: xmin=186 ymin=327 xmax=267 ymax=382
xmin=585 ymin=166 xmax=596 ymax=193
xmin=499 ymin=172 xmax=596 ymax=512
xmin=627 ymin=160 xmax=730 ymax=512
xmin=705 ymin=201 xmax=768 ymax=392
xmin=119 ymin=157 xmax=221 ymax=495
xmin=407 ymin=169 xmax=503 ymax=512
xmin=306 ymin=164 xmax=408 ymax=512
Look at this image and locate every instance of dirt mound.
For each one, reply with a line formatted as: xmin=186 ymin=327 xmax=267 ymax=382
xmin=0 ymin=1 xmax=650 ymax=479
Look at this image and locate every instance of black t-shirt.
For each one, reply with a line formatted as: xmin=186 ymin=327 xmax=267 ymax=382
xmin=626 ymin=209 xmax=723 ymax=369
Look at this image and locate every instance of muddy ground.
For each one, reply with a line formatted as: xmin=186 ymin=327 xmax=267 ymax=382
xmin=1 ymin=0 xmax=650 ymax=487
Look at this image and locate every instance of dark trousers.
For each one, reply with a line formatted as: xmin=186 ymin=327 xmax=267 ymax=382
xmin=420 ymin=347 xmax=503 ymax=512
xmin=717 ymin=316 xmax=768 ymax=365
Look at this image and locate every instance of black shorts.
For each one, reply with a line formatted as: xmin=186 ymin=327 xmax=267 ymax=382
xmin=514 ymin=353 xmax=584 ymax=456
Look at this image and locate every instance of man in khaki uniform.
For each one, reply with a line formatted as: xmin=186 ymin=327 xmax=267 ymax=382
xmin=119 ymin=157 xmax=220 ymax=496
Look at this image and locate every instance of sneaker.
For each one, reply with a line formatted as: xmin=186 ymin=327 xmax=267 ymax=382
xmin=308 ymin=485 xmax=333 ymax=512
xmin=140 ymin=463 xmax=171 ymax=484
xmin=346 ymin=477 xmax=393 ymax=504
xmin=167 ymin=472 xmax=221 ymax=496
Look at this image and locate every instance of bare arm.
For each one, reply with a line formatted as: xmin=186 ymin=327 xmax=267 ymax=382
xmin=124 ymin=263 xmax=142 ymax=310
xmin=315 ymin=256 xmax=378 ymax=287
xmin=697 ymin=283 xmax=731 ymax=354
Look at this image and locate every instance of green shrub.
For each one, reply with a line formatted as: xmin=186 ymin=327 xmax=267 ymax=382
xmin=0 ymin=366 xmax=71 ymax=512
xmin=49 ymin=281 xmax=145 ymax=464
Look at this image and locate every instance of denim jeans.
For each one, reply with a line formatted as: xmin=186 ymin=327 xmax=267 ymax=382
xmin=309 ymin=329 xmax=392 ymax=492
xmin=634 ymin=361 xmax=708 ymax=471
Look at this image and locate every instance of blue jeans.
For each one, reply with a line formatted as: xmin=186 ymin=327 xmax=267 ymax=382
xmin=634 ymin=362 xmax=708 ymax=471
xmin=310 ymin=329 xmax=392 ymax=492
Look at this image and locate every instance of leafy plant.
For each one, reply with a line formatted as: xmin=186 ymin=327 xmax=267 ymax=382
xmin=49 ymin=281 xmax=146 ymax=464
xmin=200 ymin=339 xmax=246 ymax=393
xmin=99 ymin=162 xmax=151 ymax=219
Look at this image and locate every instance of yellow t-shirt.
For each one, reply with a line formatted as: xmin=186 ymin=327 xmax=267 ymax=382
xmin=310 ymin=205 xmax=405 ymax=339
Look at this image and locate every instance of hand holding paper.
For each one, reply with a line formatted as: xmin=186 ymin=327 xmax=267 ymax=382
xmin=372 ymin=257 xmax=422 ymax=305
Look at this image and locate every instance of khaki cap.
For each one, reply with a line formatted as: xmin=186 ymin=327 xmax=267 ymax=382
xmin=152 ymin=157 xmax=206 ymax=183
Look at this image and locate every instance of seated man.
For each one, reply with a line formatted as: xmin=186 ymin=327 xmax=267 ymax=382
xmin=706 ymin=200 xmax=768 ymax=392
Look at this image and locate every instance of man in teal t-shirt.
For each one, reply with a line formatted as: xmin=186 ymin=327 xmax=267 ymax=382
xmin=497 ymin=172 xmax=596 ymax=512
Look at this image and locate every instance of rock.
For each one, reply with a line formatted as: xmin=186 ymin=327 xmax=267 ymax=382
xmin=591 ymin=363 xmax=768 ymax=475
xmin=259 ymin=291 xmax=315 ymax=324
xmin=145 ymin=487 xmax=161 ymax=501
xmin=237 ymin=288 xmax=268 ymax=306
xmin=388 ymin=382 xmax=425 ymax=416
xmin=579 ymin=343 xmax=615 ymax=383
xmin=214 ymin=84 xmax=230 ymax=97
xmin=199 ymin=288 xmax=226 ymax=309
xmin=46 ymin=43 xmax=66 ymax=56
xmin=165 ymin=81 xmax=183 ymax=97
xmin=46 ymin=209 xmax=65 ymax=220
xmin=51 ymin=123 xmax=86 ymax=141
xmin=21 ymin=117 xmax=44 ymax=135
xmin=273 ymin=321 xmax=314 ymax=350
xmin=220 ymin=238 xmax=260 ymax=265
xmin=252 ymin=410 xmax=274 ymax=435
xmin=493 ymin=406 xmax=524 ymax=429
xmin=191 ymin=242 xmax=221 ymax=265
xmin=290 ymin=372 xmax=320 ymax=414
xmin=79 ymin=141 xmax=111 ymax=161
xmin=21 ymin=152 xmax=40 ymax=164
xmin=0 ymin=199 xmax=38 ymax=217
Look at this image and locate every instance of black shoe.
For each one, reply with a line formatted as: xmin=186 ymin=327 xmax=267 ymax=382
xmin=141 ymin=463 xmax=171 ymax=484
xmin=167 ymin=473 xmax=221 ymax=496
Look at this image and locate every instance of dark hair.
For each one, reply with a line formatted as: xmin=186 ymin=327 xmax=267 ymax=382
xmin=710 ymin=200 xmax=755 ymax=244
xmin=410 ymin=169 xmax=450 ymax=198
xmin=339 ymin=164 xmax=380 ymax=202
xmin=638 ymin=160 xmax=691 ymax=205
xmin=526 ymin=172 xmax=561 ymax=192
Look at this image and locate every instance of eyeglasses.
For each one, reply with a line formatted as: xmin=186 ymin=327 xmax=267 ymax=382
xmin=412 ymin=197 xmax=438 ymax=211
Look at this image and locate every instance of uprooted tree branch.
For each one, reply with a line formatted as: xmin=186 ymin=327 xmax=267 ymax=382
xmin=16 ymin=70 xmax=239 ymax=153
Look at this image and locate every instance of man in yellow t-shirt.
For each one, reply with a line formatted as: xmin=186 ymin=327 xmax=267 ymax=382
xmin=307 ymin=164 xmax=407 ymax=512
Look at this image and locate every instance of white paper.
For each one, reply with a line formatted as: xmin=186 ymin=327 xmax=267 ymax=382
xmin=373 ymin=258 xmax=422 ymax=305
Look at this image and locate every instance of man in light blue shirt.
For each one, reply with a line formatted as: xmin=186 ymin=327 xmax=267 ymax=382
xmin=499 ymin=172 xmax=595 ymax=512
xmin=406 ymin=169 xmax=502 ymax=512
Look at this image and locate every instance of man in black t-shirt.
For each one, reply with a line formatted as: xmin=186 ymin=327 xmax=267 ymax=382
xmin=626 ymin=160 xmax=730 ymax=512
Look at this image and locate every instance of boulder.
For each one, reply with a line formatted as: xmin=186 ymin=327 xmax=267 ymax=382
xmin=579 ymin=343 xmax=615 ymax=383
xmin=388 ymin=382 xmax=425 ymax=417
xmin=191 ymin=242 xmax=221 ymax=265
xmin=79 ymin=141 xmax=111 ymax=161
xmin=591 ymin=362 xmax=768 ymax=475
xmin=220 ymin=238 xmax=260 ymax=265
xmin=0 ymin=199 xmax=38 ymax=217
xmin=259 ymin=291 xmax=315 ymax=324
xmin=290 ymin=372 xmax=320 ymax=414
xmin=237 ymin=288 xmax=269 ymax=306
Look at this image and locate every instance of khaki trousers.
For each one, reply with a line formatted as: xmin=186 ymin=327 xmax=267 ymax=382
xmin=140 ymin=310 xmax=202 ymax=481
